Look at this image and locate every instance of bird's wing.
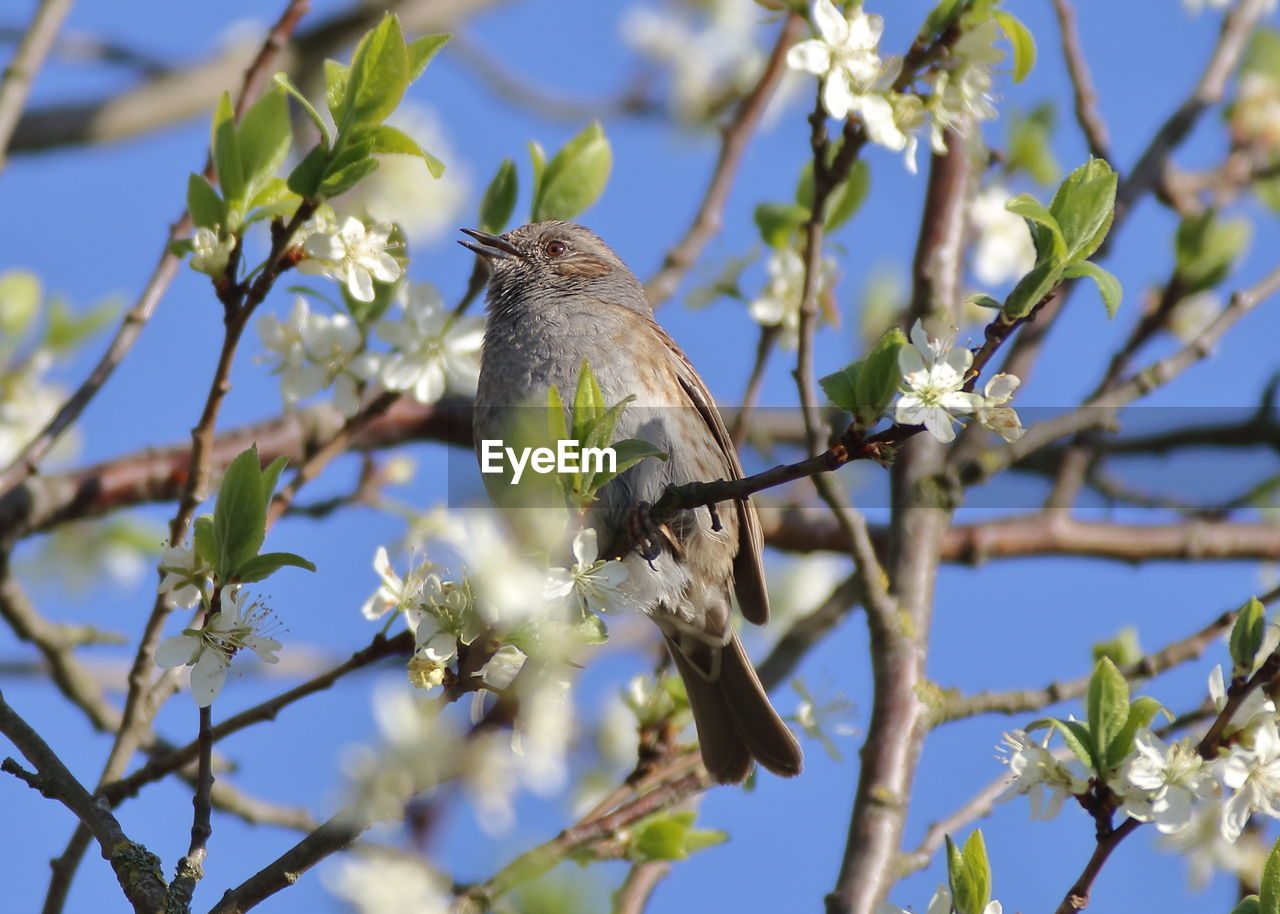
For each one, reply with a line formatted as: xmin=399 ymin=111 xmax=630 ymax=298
xmin=650 ymin=319 xmax=770 ymax=625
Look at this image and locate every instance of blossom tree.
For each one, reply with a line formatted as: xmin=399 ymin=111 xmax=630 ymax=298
xmin=1 ymin=1 xmax=1280 ymax=913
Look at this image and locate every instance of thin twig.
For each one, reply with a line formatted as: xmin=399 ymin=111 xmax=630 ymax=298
xmin=644 ymin=13 xmax=803 ymax=307
xmin=1050 ymin=0 xmax=1111 ymax=161
xmin=0 ymin=0 xmax=75 ymax=170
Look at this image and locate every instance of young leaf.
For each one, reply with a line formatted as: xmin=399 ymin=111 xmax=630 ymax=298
xmin=1260 ymin=829 xmax=1280 ymax=914
xmin=531 ymin=122 xmax=612 ymax=222
xmin=587 ymin=438 xmax=668 ymax=492
xmin=261 ymin=456 xmax=289 ymax=501
xmin=324 ymin=60 xmax=351 ymax=120
xmin=950 ymin=831 xmax=991 ymax=914
xmin=1062 ymin=261 xmax=1122 ymax=318
xmin=1048 ymin=158 xmax=1117 ymax=264
xmin=187 ymin=174 xmax=226 ymax=230
xmin=342 ymin=14 xmax=410 ymax=129
xmin=212 ymin=446 xmax=268 ymax=578
xmin=1030 ymin=717 xmax=1096 ymax=770
xmin=1231 ymin=597 xmax=1267 ymax=675
xmin=273 ymin=72 xmax=332 ymax=146
xmin=1174 ymin=210 xmax=1251 ymax=294
xmin=819 ymin=362 xmax=861 ymax=414
xmin=236 ymin=88 xmax=292 ymax=198
xmin=1087 ymin=657 xmax=1129 ymax=772
xmin=1237 ymin=898 xmax=1263 ymax=914
xmin=1003 ymin=258 xmax=1061 ymax=319
xmin=528 ymin=140 xmax=547 ymax=199
xmin=993 ymin=11 xmax=1036 ymax=83
xmin=235 ymin=552 xmax=317 ymax=583
xmin=852 ymin=326 xmax=907 ymax=426
xmin=317 ymin=156 xmax=380 ymax=198
xmin=1007 ymin=105 xmax=1060 ymax=186
xmin=754 ymin=202 xmax=809 ymax=249
xmin=287 ymin=144 xmax=330 ymax=198
xmin=193 ymin=515 xmax=217 ymax=568
xmin=1006 ymin=193 xmax=1065 ymax=261
xmin=211 ymin=92 xmax=245 ymax=210
xmin=362 ymin=124 xmax=445 ymax=177
xmin=479 ymin=158 xmax=518 ymax=234
xmin=796 ymin=159 xmax=870 ymax=233
xmin=407 ymin=34 xmax=450 ymax=82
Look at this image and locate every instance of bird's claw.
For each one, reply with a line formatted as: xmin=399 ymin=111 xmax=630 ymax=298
xmin=630 ymin=502 xmax=665 ymax=565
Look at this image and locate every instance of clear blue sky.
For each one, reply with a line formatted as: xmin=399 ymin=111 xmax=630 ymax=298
xmin=2 ymin=0 xmax=1278 ymax=911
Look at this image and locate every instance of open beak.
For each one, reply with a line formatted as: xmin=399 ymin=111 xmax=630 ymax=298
xmin=458 ymin=228 xmax=520 ymax=260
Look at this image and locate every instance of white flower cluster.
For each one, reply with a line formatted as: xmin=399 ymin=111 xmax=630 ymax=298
xmin=786 ymin=0 xmax=1003 ymax=174
xmin=1001 ymin=665 xmax=1280 ymax=855
xmin=894 ymin=320 xmax=1024 ymax=444
xmin=296 ymin=213 xmax=402 ymax=303
xmin=747 ymin=248 xmax=839 ymax=349
xmin=256 ymin=282 xmax=483 ymax=416
xmin=969 ymin=185 xmax=1037 ymax=286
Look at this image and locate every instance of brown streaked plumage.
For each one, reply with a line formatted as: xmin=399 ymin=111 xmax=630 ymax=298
xmin=464 ymin=221 xmax=802 ymax=784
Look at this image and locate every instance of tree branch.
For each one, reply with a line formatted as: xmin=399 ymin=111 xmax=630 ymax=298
xmin=0 ymin=0 xmax=75 ymax=170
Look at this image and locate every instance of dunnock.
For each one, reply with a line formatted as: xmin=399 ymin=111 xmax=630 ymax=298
xmin=462 ymin=221 xmax=802 ymax=784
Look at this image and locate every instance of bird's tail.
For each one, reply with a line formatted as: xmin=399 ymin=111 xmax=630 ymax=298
xmin=664 ymin=631 xmax=803 ymax=784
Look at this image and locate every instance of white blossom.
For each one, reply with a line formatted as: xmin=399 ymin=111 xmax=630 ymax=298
xmin=787 ymin=0 xmax=909 ymax=156
xmin=360 ymin=546 xmax=431 ymax=621
xmin=998 ymin=728 xmax=1089 ymax=820
xmin=1119 ymin=729 xmax=1214 ymax=834
xmin=1209 ymin=663 xmax=1277 ymax=736
xmin=543 ymin=528 xmax=631 ymax=615
xmin=880 ymin=883 xmax=1001 ymax=914
xmin=970 ymin=185 xmax=1037 ymax=285
xmin=189 ymin=227 xmax=234 ymax=277
xmin=368 ymin=283 xmax=484 ymax=404
xmin=1159 ymin=799 xmax=1256 ymax=889
xmin=974 ymin=372 xmax=1025 ymax=442
xmin=894 ymin=320 xmax=983 ymax=443
xmin=924 ymin=19 xmax=1002 ymax=154
xmin=1220 ymin=721 xmax=1280 ymax=842
xmin=297 ymin=216 xmax=401 ymax=303
xmin=257 ymin=297 xmax=364 ymax=415
xmin=157 ymin=542 xmax=210 ymax=609
xmin=155 ymin=586 xmax=282 ymax=706
xmin=323 ymin=852 xmax=450 ymax=914
xmin=747 ymin=247 xmax=838 ymax=349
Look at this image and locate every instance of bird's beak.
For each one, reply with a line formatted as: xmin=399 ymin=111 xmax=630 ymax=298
xmin=459 ymin=228 xmax=520 ymax=260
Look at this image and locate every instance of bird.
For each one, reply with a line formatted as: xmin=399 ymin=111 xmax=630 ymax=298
xmin=461 ymin=220 xmax=802 ymax=784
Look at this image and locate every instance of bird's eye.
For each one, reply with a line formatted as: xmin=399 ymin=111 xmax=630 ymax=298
xmin=545 ymin=239 xmax=567 ymax=257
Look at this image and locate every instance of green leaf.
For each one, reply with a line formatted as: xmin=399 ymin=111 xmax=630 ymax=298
xmin=629 ymin=812 xmax=702 ymax=862
xmin=964 ymin=293 xmax=1002 ymax=311
xmin=1106 ymin=695 xmax=1166 ymax=770
xmin=1231 ymin=597 xmax=1267 ymax=675
xmin=754 ymin=202 xmax=809 ymax=249
xmin=572 ymin=360 xmax=606 ymax=440
xmin=1242 ymin=27 xmax=1280 ymax=82
xmin=1092 ymin=627 xmax=1141 ymax=668
xmin=1236 ymin=897 xmax=1263 ymax=914
xmin=546 ymin=383 xmax=570 ymax=445
xmin=479 ymin=158 xmax=518 ymax=234
xmin=993 ymin=11 xmax=1036 ymax=83
xmin=343 ymin=14 xmax=410 ymax=129
xmin=820 ymin=363 xmax=861 ymax=412
xmin=1048 ymin=158 xmax=1117 ymax=264
xmin=0 ymin=270 xmax=41 ymax=337
xmin=211 ymin=92 xmax=245 ymax=211
xmin=362 ymin=124 xmax=444 ymax=177
xmin=531 ymin=121 xmax=612 ymax=222
xmin=1006 ymin=193 xmax=1065 ymax=261
xmin=587 ymin=438 xmax=668 ymax=492
xmin=1174 ymin=210 xmax=1251 ymax=294
xmin=193 ymin=515 xmax=217 ymax=568
xmin=1261 ymin=829 xmax=1280 ymax=914
xmin=796 ymin=159 xmax=870 ymax=233
xmin=682 ymin=828 xmax=729 ymax=855
xmin=235 ymin=551 xmax=317 ymax=583
xmin=1087 ymin=657 xmax=1129 ymax=773
xmin=245 ymin=177 xmax=301 ymax=226
xmin=287 ymin=144 xmax=329 ymax=198
xmin=1062 ymin=261 xmax=1122 ymax=318
xmin=44 ymin=298 xmax=117 ymax=352
xmin=1003 ymin=259 xmax=1061 ymax=319
xmin=1030 ymin=716 xmax=1095 ymax=770
xmin=324 ymin=60 xmax=350 ymax=121
xmin=951 ymin=831 xmax=991 ymax=914
xmin=1007 ymin=104 xmax=1060 ymax=186
xmin=574 ymin=609 xmax=609 ymax=645
xmin=407 ymin=34 xmax=449 ymax=82
xmin=528 ymin=140 xmax=547 ymax=200
xmin=920 ymin=0 xmax=965 ymax=39
xmin=237 ymin=88 xmax=292 ymax=198
xmin=273 ymin=72 xmax=332 ymax=147
xmin=187 ymin=174 xmax=226 ymax=229
xmin=261 ymin=456 xmax=289 ymax=500
xmin=318 ymin=156 xmax=380 ymax=198
xmin=212 ymin=446 xmax=268 ymax=578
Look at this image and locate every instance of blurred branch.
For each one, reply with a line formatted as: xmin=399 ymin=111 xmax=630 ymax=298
xmin=1050 ymin=0 xmax=1111 ymax=162
xmin=5 ymin=0 xmax=510 ymax=155
xmin=613 ymin=861 xmax=671 ymax=914
xmin=644 ymin=12 xmax=803 ymax=307
xmin=0 ymin=0 xmax=74 ymax=170
xmin=448 ymin=31 xmax=655 ymax=121
xmin=0 ymin=690 xmax=169 ymax=912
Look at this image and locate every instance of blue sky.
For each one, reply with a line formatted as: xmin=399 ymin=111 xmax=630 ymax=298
xmin=2 ymin=0 xmax=1278 ymax=911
